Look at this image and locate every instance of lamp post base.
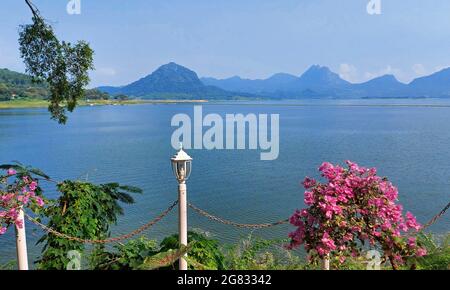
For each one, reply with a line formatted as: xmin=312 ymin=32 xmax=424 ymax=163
xmin=15 ymin=208 xmax=29 ymax=270
xmin=179 ymin=182 xmax=188 ymax=270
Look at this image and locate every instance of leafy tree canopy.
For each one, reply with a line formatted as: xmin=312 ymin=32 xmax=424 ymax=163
xmin=18 ymin=0 xmax=94 ymax=124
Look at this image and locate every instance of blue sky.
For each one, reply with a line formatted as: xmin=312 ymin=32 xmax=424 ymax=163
xmin=1 ymin=0 xmax=450 ymax=87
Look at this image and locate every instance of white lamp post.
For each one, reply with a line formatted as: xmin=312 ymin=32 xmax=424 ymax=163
xmin=15 ymin=207 xmax=29 ymax=270
xmin=171 ymin=143 xmax=192 ymax=270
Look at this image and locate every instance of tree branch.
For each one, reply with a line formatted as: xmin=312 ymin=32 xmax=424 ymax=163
xmin=25 ymin=0 xmax=40 ymax=19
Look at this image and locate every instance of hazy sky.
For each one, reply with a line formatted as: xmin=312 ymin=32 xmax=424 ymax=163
xmin=1 ymin=0 xmax=450 ymax=87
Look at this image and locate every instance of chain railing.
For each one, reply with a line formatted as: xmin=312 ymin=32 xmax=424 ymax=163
xmin=421 ymin=201 xmax=450 ymax=231
xmin=188 ymin=202 xmax=289 ymax=229
xmin=189 ymin=200 xmax=450 ymax=231
xmin=23 ymin=196 xmax=449 ymax=244
xmin=24 ymin=200 xmax=178 ymax=244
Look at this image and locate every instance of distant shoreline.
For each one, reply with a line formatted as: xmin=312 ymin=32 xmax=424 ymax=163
xmin=3 ymin=98 xmax=450 ymax=110
xmin=0 ymin=99 xmax=208 ymax=109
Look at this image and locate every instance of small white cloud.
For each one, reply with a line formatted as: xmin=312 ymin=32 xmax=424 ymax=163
xmin=96 ymin=67 xmax=117 ymax=76
xmin=339 ymin=63 xmax=359 ymax=83
xmin=412 ymin=64 xmax=427 ymax=76
xmin=339 ymin=64 xmax=405 ymax=83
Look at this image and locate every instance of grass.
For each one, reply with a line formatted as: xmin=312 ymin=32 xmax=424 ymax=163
xmin=0 ymin=98 xmax=208 ymax=109
xmin=0 ymin=99 xmax=49 ymax=109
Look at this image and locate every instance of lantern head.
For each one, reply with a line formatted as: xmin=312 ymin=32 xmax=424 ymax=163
xmin=171 ymin=143 xmax=192 ymax=183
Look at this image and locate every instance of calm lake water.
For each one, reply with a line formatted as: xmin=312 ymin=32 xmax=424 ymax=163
xmin=1 ymin=99 xmax=449 ymax=265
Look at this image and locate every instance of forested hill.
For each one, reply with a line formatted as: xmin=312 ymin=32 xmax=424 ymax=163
xmin=0 ymin=68 xmax=109 ymax=101
xmin=0 ymin=68 xmax=47 ymax=100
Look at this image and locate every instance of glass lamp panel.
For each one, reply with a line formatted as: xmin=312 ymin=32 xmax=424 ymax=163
xmin=178 ymin=162 xmax=186 ymax=179
xmin=185 ymin=161 xmax=192 ymax=179
xmin=172 ymin=162 xmax=177 ymax=179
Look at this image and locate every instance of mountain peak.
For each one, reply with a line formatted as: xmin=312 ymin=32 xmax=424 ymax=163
xmin=378 ymin=74 xmax=396 ymax=80
xmin=107 ymin=62 xmax=210 ymax=96
xmin=408 ymin=66 xmax=450 ymax=95
xmin=155 ymin=62 xmax=193 ymax=73
xmin=303 ymin=65 xmax=332 ymax=75
xmin=297 ymin=65 xmax=349 ymax=88
xmin=365 ymin=74 xmax=401 ymax=84
xmin=267 ymin=73 xmax=298 ymax=81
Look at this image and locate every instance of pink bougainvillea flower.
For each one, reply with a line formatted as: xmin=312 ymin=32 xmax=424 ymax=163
xmin=302 ymin=177 xmax=317 ymax=189
xmin=316 ymin=245 xmax=328 ymax=256
xmin=405 ymin=212 xmax=421 ymax=231
xmin=407 ymin=237 xmax=416 ymax=248
xmin=394 ymin=254 xmax=403 ymax=264
xmin=6 ymin=168 xmax=17 ymax=176
xmin=35 ymin=196 xmax=45 ymax=207
xmin=304 ymin=191 xmax=315 ymax=205
xmin=288 ymin=161 xmax=425 ymax=267
xmin=29 ymin=181 xmax=38 ymax=191
xmin=17 ymin=195 xmax=30 ymax=205
xmin=1 ymin=171 xmax=46 ymax=236
xmin=14 ymin=218 xmax=23 ymax=229
xmin=416 ymin=248 xmax=427 ymax=257
xmin=321 ymin=232 xmax=336 ymax=250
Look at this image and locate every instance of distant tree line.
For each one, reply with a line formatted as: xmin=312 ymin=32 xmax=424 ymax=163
xmin=0 ymin=68 xmax=47 ymax=101
xmin=0 ymin=68 xmax=135 ymax=102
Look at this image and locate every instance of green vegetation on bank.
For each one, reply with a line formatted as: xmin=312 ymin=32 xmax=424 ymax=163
xmin=0 ymin=69 xmax=209 ymax=109
xmin=0 ymin=98 xmax=207 ymax=109
xmin=1 ymin=231 xmax=448 ymax=270
xmin=0 ymin=68 xmax=48 ymax=101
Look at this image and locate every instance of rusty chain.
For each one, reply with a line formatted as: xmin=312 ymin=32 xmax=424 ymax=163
xmin=421 ymin=201 xmax=450 ymax=231
xmin=189 ymin=200 xmax=450 ymax=231
xmin=25 ymin=200 xmax=178 ymax=244
xmin=23 ymin=194 xmax=449 ymax=244
xmin=188 ymin=202 xmax=289 ymax=229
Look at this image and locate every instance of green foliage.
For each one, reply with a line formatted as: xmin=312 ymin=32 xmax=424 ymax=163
xmin=19 ymin=12 xmax=94 ymax=124
xmin=412 ymin=233 xmax=450 ymax=270
xmin=307 ymin=233 xmax=450 ymax=270
xmin=224 ymin=234 xmax=302 ymax=270
xmin=114 ymin=94 xmax=130 ymax=101
xmin=91 ymin=236 xmax=159 ymax=270
xmin=91 ymin=237 xmax=193 ymax=270
xmin=139 ymin=245 xmax=192 ymax=270
xmin=35 ymin=181 xmax=141 ymax=270
xmin=0 ymin=161 xmax=50 ymax=180
xmin=159 ymin=231 xmax=226 ymax=270
xmin=0 ymin=70 xmax=111 ymax=103
xmin=84 ymin=89 xmax=110 ymax=100
xmin=0 ymin=68 xmax=48 ymax=101
xmin=0 ymin=260 xmax=16 ymax=270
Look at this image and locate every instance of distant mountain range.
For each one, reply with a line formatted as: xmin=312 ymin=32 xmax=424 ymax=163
xmin=202 ymin=65 xmax=450 ymax=99
xmin=98 ymin=62 xmax=450 ymax=99
xmin=3 ymin=62 xmax=450 ymax=101
xmin=97 ymin=62 xmax=246 ymax=100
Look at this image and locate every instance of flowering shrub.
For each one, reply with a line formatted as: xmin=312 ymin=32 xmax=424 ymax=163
xmin=0 ymin=166 xmax=46 ymax=235
xmin=288 ymin=161 xmax=427 ymax=269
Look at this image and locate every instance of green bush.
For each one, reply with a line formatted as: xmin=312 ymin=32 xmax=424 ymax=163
xmin=91 ymin=237 xmax=159 ymax=270
xmin=224 ymin=234 xmax=303 ymax=270
xmin=412 ymin=233 xmax=449 ymax=270
xmin=159 ymin=231 xmax=226 ymax=270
